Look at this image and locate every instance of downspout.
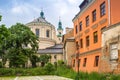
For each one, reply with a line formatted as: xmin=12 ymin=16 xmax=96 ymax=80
xmin=108 ymin=0 xmax=111 ymax=26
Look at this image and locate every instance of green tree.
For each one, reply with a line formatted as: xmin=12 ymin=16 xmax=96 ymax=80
xmin=7 ymin=23 xmax=38 ymax=68
xmin=30 ymin=54 xmax=39 ymax=67
xmin=0 ymin=15 xmax=2 ymax=21
xmin=0 ymin=25 xmax=10 ymax=67
xmin=39 ymin=54 xmax=51 ymax=67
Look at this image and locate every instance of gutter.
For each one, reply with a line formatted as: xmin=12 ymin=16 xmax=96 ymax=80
xmin=108 ymin=0 xmax=111 ymax=26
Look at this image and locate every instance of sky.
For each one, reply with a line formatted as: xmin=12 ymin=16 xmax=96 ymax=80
xmin=0 ymin=0 xmax=83 ymax=31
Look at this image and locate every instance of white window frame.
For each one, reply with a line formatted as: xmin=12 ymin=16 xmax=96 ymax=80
xmin=110 ymin=43 xmax=118 ymax=60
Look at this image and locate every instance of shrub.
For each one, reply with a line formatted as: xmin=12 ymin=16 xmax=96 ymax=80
xmin=0 ymin=68 xmax=15 ymax=76
xmin=110 ymin=74 xmax=120 ymax=80
xmin=44 ymin=63 xmax=55 ymax=75
xmin=0 ymin=61 xmax=2 ymax=68
xmin=57 ymin=60 xmax=64 ymax=66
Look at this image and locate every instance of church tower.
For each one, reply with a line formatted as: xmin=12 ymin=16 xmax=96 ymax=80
xmin=57 ymin=18 xmax=63 ymax=43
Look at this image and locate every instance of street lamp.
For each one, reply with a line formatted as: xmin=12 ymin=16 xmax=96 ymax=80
xmin=75 ymin=42 xmax=80 ymax=80
xmin=75 ymin=52 xmax=80 ymax=80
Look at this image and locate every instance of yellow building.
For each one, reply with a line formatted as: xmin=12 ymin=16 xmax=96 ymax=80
xmin=26 ymin=11 xmax=63 ymax=64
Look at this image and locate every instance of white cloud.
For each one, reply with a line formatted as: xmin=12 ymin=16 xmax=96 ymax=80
xmin=1 ymin=0 xmax=84 ymax=30
xmin=11 ymin=0 xmax=40 ymax=15
xmin=53 ymin=1 xmax=69 ymax=16
xmin=12 ymin=6 xmax=24 ymax=14
xmin=67 ymin=0 xmax=78 ymax=4
xmin=67 ymin=0 xmax=83 ymax=5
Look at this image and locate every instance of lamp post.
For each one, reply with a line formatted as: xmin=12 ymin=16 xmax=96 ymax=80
xmin=76 ymin=42 xmax=79 ymax=80
xmin=76 ymin=52 xmax=79 ymax=80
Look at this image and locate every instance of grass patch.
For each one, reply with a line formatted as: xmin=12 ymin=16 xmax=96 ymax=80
xmin=0 ymin=64 xmax=120 ymax=80
xmin=0 ymin=76 xmax=15 ymax=80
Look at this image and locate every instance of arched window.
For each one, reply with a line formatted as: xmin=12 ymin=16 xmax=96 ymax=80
xmin=46 ymin=30 xmax=50 ymax=38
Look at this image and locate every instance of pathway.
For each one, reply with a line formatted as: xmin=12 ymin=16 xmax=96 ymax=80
xmin=14 ymin=76 xmax=73 ymax=80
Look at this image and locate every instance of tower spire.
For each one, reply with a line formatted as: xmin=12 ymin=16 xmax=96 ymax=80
xmin=57 ymin=17 xmax=63 ymax=43
xmin=57 ymin=17 xmax=63 ymax=30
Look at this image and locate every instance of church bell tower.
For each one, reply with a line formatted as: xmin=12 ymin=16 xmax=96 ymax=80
xmin=57 ymin=18 xmax=63 ymax=43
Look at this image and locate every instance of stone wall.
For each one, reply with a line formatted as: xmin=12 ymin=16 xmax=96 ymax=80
xmin=100 ymin=23 xmax=120 ymax=74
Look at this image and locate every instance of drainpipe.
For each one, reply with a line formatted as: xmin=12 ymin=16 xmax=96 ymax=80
xmin=108 ymin=0 xmax=111 ymax=26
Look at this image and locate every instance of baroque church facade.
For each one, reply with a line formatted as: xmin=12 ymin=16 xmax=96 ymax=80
xmin=26 ymin=11 xmax=63 ymax=65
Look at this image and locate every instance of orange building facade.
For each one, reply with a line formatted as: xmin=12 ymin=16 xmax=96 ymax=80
xmin=72 ymin=0 xmax=120 ymax=73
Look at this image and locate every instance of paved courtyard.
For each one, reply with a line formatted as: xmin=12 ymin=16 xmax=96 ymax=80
xmin=14 ymin=76 xmax=73 ymax=80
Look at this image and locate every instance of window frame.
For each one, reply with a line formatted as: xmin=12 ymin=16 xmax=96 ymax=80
xmin=100 ymin=2 xmax=106 ymax=17
xmin=83 ymin=58 xmax=87 ymax=67
xmin=76 ymin=25 xmax=78 ymax=34
xmin=86 ymin=15 xmax=89 ymax=27
xmin=92 ymin=9 xmax=96 ymax=22
xmin=79 ymin=21 xmax=82 ymax=31
xmin=93 ymin=31 xmax=98 ymax=43
xmin=35 ymin=29 xmax=39 ymax=37
xmin=94 ymin=56 xmax=99 ymax=67
xmin=76 ymin=41 xmax=79 ymax=50
xmin=86 ymin=36 xmax=90 ymax=47
xmin=46 ymin=30 xmax=50 ymax=38
xmin=80 ymin=39 xmax=83 ymax=48
xmin=110 ymin=43 xmax=118 ymax=60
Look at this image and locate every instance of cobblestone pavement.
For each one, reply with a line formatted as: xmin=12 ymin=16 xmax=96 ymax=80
xmin=14 ymin=76 xmax=73 ymax=80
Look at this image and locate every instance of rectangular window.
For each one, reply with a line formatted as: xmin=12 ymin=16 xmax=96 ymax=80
xmin=76 ymin=25 xmax=78 ymax=34
xmin=35 ymin=29 xmax=39 ymax=37
xmin=83 ymin=58 xmax=87 ymax=67
xmin=94 ymin=56 xmax=99 ymax=67
xmin=100 ymin=2 xmax=106 ymax=17
xmin=46 ymin=30 xmax=50 ymax=38
xmin=86 ymin=36 xmax=89 ymax=47
xmin=86 ymin=16 xmax=89 ymax=27
xmin=79 ymin=22 xmax=82 ymax=31
xmin=93 ymin=31 xmax=98 ymax=43
xmin=92 ymin=9 xmax=96 ymax=22
xmin=80 ymin=39 xmax=83 ymax=48
xmin=110 ymin=43 xmax=118 ymax=60
xmin=76 ymin=41 xmax=79 ymax=50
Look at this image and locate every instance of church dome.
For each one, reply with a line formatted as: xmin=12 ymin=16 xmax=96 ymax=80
xmin=26 ymin=11 xmax=54 ymax=28
xmin=26 ymin=11 xmax=57 ymax=49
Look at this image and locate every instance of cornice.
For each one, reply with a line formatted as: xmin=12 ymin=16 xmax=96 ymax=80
xmin=72 ymin=0 xmax=96 ymax=22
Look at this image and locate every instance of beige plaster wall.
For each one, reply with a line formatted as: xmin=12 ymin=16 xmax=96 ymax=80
xmin=65 ymin=41 xmax=76 ymax=66
xmin=27 ymin=24 xmax=61 ymax=49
